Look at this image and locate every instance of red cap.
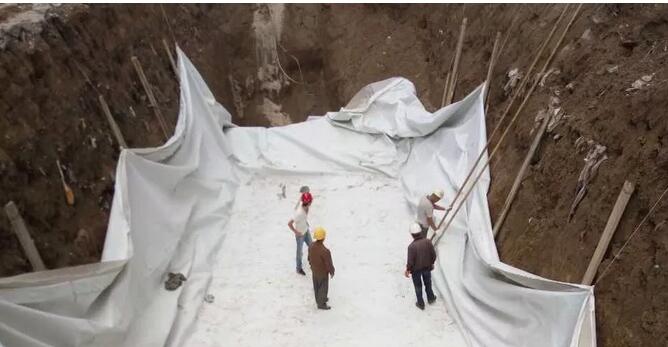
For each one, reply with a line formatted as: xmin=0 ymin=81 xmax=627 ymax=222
xmin=301 ymin=192 xmax=313 ymax=205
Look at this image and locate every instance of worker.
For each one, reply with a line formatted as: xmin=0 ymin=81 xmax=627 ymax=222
xmin=405 ymin=222 xmax=437 ymax=310
xmin=308 ymin=227 xmax=335 ymax=310
xmin=288 ymin=191 xmax=313 ymax=275
xmin=415 ymin=189 xmax=450 ymax=237
xmin=294 ymin=185 xmax=310 ymax=209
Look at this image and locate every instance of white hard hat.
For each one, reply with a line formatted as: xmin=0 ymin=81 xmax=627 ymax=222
xmin=432 ymin=189 xmax=444 ymax=199
xmin=409 ymin=223 xmax=422 ymax=235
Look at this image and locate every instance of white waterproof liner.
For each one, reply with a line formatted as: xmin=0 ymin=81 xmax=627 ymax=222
xmin=0 ymin=48 xmax=596 ymax=347
xmin=185 ymin=173 xmax=466 ymax=347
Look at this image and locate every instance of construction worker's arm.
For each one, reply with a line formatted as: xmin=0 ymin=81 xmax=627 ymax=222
xmin=287 ymin=220 xmax=301 ymax=236
xmin=405 ymin=246 xmax=415 ymax=278
xmin=434 ymin=203 xmax=453 ymax=212
xmin=427 ymin=216 xmax=438 ymax=231
xmin=325 ymin=250 xmax=335 ymax=278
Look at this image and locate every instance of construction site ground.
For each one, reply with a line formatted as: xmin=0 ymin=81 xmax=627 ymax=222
xmin=186 ymin=173 xmax=464 ymax=347
xmin=0 ymin=4 xmax=667 ymax=346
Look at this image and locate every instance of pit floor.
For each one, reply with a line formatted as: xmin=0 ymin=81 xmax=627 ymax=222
xmin=185 ymin=173 xmax=465 ymax=347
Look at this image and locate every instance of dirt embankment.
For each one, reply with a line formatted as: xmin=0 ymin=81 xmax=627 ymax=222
xmin=1 ymin=4 xmax=666 ymax=346
xmin=0 ymin=4 xmax=257 ymax=274
xmin=487 ymin=5 xmax=668 ymax=346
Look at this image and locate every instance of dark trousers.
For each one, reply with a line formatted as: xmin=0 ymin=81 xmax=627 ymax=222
xmin=411 ymin=269 xmax=435 ymax=306
xmin=312 ymin=274 xmax=329 ymax=308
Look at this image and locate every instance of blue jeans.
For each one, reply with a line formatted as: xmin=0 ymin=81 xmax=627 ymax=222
xmin=412 ymin=269 xmax=435 ymax=306
xmin=296 ymin=230 xmax=312 ymax=270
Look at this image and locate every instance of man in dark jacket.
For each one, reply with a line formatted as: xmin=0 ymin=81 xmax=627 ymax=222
xmin=308 ymin=227 xmax=335 ymax=310
xmin=404 ymin=223 xmax=437 ymax=310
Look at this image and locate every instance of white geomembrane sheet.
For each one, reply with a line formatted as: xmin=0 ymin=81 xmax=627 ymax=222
xmin=0 ymin=48 xmax=596 ymax=347
xmin=185 ymin=173 xmax=465 ymax=347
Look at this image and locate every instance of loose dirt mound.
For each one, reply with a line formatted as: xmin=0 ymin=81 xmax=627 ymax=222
xmin=1 ymin=4 xmax=666 ymax=346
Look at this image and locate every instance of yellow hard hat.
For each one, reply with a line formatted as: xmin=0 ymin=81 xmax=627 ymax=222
xmin=313 ymin=227 xmax=326 ymax=241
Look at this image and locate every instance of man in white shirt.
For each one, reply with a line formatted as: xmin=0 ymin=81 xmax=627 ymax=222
xmin=416 ymin=189 xmax=449 ymax=237
xmin=288 ymin=192 xmax=313 ymax=275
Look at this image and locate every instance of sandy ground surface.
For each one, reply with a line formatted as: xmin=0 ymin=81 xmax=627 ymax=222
xmin=185 ymin=173 xmax=465 ymax=347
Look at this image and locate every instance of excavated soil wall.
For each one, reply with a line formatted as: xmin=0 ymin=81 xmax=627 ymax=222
xmin=1 ymin=4 xmax=666 ymax=346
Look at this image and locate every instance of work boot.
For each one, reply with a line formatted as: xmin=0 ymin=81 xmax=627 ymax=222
xmin=428 ymin=296 xmax=437 ymax=304
xmin=297 ymin=269 xmax=306 ymax=276
xmin=415 ymin=302 xmax=425 ymax=310
xmin=318 ymin=305 xmax=331 ymax=310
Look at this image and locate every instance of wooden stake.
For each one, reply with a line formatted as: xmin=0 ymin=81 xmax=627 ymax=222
xmin=493 ymin=114 xmax=550 ymax=239
xmin=484 ymin=31 xmax=502 ymax=113
xmin=497 ymin=9 xmax=522 ymax=63
xmin=98 ymin=95 xmax=128 ymax=149
xmin=56 ymin=159 xmax=75 ymax=206
xmin=162 ymin=39 xmax=179 ymax=80
xmin=594 ymin=184 xmax=668 ymax=284
xmin=432 ymin=5 xmax=581 ymax=244
xmin=433 ymin=5 xmax=571 ymax=235
xmin=131 ymin=56 xmax=170 ymax=138
xmin=445 ymin=17 xmax=468 ymax=105
xmin=440 ymin=72 xmax=451 ymax=108
xmin=5 ymin=201 xmax=46 ymax=271
xmin=581 ymin=180 xmax=635 ymax=285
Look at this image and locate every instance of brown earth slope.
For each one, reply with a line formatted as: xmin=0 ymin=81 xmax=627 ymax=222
xmin=0 ymin=4 xmax=666 ymax=346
